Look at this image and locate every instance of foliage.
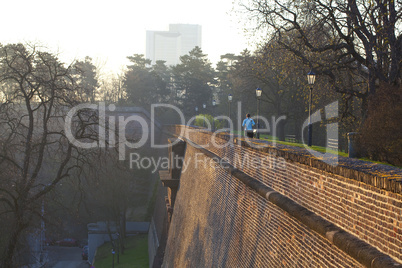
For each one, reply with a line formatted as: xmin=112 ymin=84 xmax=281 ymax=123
xmin=171 ymin=47 xmax=215 ymax=114
xmin=215 ymin=54 xmax=237 ymax=103
xmin=123 ymin=55 xmax=170 ymax=108
xmin=194 ymin=114 xmax=225 ymax=130
xmin=72 ymin=56 xmax=99 ymax=102
xmin=231 ymin=45 xmax=306 ymax=140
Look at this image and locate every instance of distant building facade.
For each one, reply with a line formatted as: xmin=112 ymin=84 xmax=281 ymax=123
xmin=146 ymin=24 xmax=202 ymax=66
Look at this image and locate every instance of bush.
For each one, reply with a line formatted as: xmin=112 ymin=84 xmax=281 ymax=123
xmin=359 ymin=83 xmax=402 ymax=166
xmin=194 ymin=114 xmax=225 ymax=130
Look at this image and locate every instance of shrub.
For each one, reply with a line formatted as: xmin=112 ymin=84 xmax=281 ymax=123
xmin=358 ymin=83 xmax=402 ymax=166
xmin=194 ymin=114 xmax=225 ymax=130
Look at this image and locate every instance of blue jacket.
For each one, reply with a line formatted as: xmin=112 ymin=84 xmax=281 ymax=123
xmin=242 ymin=118 xmax=255 ymax=130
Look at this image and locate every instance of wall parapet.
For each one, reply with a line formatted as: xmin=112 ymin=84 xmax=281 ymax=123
xmin=163 ymin=124 xmax=402 ymax=266
xmin=164 ymin=125 xmax=402 ymax=194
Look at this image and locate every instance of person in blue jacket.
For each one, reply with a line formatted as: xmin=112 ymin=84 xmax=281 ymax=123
xmin=242 ymin=113 xmax=255 ymax=138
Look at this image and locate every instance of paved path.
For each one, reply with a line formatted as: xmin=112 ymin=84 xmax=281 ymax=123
xmin=46 ymin=246 xmax=89 ymax=268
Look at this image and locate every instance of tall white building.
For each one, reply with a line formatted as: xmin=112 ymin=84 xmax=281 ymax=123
xmin=146 ymin=24 xmax=202 ymax=66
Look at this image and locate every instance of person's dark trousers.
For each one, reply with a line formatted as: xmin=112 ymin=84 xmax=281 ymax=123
xmin=246 ymin=130 xmax=254 ymax=138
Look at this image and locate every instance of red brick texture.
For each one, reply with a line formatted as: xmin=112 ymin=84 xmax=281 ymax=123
xmin=163 ymin=125 xmax=402 ymax=267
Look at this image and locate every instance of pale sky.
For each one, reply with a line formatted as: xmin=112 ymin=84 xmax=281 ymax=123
xmin=0 ymin=0 xmax=256 ymax=73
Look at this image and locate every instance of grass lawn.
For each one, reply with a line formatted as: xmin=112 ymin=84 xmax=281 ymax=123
xmin=93 ymin=234 xmax=148 ymax=268
xmin=227 ymin=130 xmax=400 ymax=167
xmin=231 ymin=130 xmax=348 ymax=156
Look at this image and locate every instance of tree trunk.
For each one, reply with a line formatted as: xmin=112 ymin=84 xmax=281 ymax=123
xmin=120 ymin=211 xmax=126 ymax=254
xmin=360 ymin=94 xmax=369 ymax=124
xmin=2 ymin=216 xmax=26 ymax=268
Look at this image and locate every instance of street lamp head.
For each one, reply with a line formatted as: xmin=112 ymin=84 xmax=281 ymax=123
xmin=203 ymin=103 xmax=206 ymax=109
xmin=307 ymin=70 xmax=316 ymax=85
xmin=228 ymin=93 xmax=233 ymax=102
xmin=256 ymin=88 xmax=262 ymax=98
xmin=212 ymin=99 xmax=216 ymax=106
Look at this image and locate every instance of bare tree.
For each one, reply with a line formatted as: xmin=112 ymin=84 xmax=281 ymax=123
xmin=98 ymin=70 xmax=126 ymax=103
xmin=0 ymin=43 xmax=99 ymax=267
xmin=242 ymin=0 xmax=402 ymax=118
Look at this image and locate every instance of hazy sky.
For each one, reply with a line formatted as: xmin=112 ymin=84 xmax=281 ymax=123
xmin=1 ymin=0 xmax=256 ymax=73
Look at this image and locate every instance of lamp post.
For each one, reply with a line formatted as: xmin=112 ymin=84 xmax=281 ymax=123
xmin=203 ymin=103 xmax=206 ymax=127
xmin=212 ymin=99 xmax=216 ymax=131
xmin=256 ymin=88 xmax=262 ymax=139
xmin=228 ymin=94 xmax=233 ymax=129
xmin=112 ymin=248 xmax=115 ymax=268
xmin=307 ymin=70 xmax=316 ymax=147
xmin=116 ymin=232 xmax=120 ymax=264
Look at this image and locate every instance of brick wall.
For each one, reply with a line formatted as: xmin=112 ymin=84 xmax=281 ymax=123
xmin=162 ymin=125 xmax=402 ymax=267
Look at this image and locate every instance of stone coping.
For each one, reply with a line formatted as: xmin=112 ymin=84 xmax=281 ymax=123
xmin=164 ymin=125 xmax=402 ymax=194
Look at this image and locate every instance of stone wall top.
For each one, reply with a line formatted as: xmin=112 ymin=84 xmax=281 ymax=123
xmin=164 ymin=125 xmax=402 ymax=195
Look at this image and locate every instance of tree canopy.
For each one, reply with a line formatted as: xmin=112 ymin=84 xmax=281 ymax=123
xmin=242 ymin=0 xmax=402 ymax=116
